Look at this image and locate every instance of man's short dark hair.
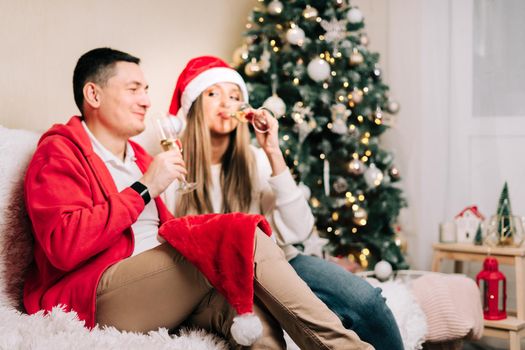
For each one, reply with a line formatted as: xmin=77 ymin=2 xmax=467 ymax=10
xmin=73 ymin=48 xmax=140 ymax=114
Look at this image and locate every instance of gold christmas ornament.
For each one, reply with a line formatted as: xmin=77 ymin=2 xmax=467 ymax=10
xmin=303 ymin=5 xmax=318 ymax=20
xmin=244 ymin=59 xmax=261 ymax=77
xmin=353 ymin=207 xmax=368 ymax=226
xmin=350 ymin=88 xmax=363 ymax=104
xmin=349 ymin=49 xmax=364 ymax=66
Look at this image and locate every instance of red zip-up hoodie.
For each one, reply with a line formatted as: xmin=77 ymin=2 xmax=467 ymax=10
xmin=23 ymin=116 xmax=173 ymax=328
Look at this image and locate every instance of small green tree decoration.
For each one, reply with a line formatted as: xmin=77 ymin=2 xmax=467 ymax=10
xmin=495 ymin=182 xmax=516 ymax=245
xmin=474 ymin=224 xmax=483 ymax=245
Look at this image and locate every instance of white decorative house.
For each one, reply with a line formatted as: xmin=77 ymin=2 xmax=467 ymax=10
xmin=454 ymin=206 xmax=485 ymax=244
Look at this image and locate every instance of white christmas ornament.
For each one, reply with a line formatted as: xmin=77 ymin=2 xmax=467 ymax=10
xmin=347 ymin=8 xmax=364 ymax=24
xmin=307 ymin=58 xmax=331 ymax=82
xmin=364 ymin=163 xmax=383 ymax=188
xmin=267 ymin=0 xmax=284 ymax=15
xmin=302 ymin=5 xmax=318 ymax=20
xmin=331 ymin=118 xmax=348 ymax=135
xmin=374 ymin=260 xmax=393 ymax=281
xmin=262 ymin=94 xmax=286 ymax=118
xmin=286 ymin=26 xmax=305 ymax=46
xmin=320 ymin=18 xmax=347 ymax=44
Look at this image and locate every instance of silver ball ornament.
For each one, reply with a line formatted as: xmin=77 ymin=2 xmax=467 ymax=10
xmin=307 ymin=58 xmax=331 ymax=82
xmin=302 ymin=6 xmax=318 ymax=20
xmin=262 ymin=94 xmax=286 ymax=118
xmin=286 ymin=26 xmax=305 ymax=46
xmin=374 ymin=260 xmax=393 ymax=281
xmin=364 ymin=164 xmax=384 ymax=188
xmin=387 ymin=100 xmax=401 ymax=114
xmin=347 ymin=8 xmax=364 ymax=24
xmin=267 ymin=0 xmax=284 ymax=15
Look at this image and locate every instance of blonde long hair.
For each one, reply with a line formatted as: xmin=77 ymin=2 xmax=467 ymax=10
xmin=174 ymin=94 xmax=256 ymax=216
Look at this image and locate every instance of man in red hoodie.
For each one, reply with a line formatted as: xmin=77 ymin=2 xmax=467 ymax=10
xmin=23 ymin=47 xmax=371 ymax=350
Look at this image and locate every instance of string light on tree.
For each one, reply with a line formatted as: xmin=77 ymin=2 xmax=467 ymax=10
xmin=348 ymin=158 xmax=365 ymax=176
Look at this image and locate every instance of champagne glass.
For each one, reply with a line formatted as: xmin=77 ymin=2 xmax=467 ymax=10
xmin=228 ymin=102 xmax=271 ymax=133
xmin=154 ymin=113 xmax=198 ymax=194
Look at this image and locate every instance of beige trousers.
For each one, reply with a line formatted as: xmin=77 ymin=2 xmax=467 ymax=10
xmin=96 ymin=230 xmax=372 ymax=350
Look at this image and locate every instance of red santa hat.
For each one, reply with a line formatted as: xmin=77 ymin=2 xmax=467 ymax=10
xmin=158 ymin=213 xmax=272 ymax=346
xmin=169 ymin=55 xmax=249 ymax=118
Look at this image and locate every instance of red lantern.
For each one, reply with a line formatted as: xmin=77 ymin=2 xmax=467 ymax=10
xmin=476 ymin=257 xmax=507 ymax=320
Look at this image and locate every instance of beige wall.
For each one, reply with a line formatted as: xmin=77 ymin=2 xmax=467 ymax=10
xmin=0 ymin=0 xmax=256 ymax=138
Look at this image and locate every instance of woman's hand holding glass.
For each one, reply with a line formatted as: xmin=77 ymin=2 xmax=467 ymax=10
xmin=228 ymin=102 xmax=271 ymax=134
xmin=228 ymin=102 xmax=286 ymax=174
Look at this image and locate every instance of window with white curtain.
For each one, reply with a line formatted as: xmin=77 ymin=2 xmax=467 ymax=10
xmin=473 ymin=0 xmax=525 ymax=117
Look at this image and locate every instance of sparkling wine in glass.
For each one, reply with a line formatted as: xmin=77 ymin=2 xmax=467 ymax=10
xmin=229 ymin=102 xmax=271 ymax=133
xmin=155 ymin=114 xmax=198 ymax=194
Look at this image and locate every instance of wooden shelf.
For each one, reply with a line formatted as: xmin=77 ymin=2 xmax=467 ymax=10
xmin=433 ymin=243 xmax=525 ymax=257
xmin=485 ymin=316 xmax=525 ymax=331
xmin=432 ymin=243 xmax=525 ymax=350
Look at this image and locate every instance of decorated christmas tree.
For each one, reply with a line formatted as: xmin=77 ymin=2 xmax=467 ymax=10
xmin=232 ymin=0 xmax=408 ymax=269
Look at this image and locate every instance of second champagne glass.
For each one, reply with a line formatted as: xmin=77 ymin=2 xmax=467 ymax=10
xmin=228 ymin=102 xmax=271 ymax=133
xmin=155 ymin=113 xmax=198 ymax=194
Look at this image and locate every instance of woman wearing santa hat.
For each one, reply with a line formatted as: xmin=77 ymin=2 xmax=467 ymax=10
xmin=166 ymin=55 xmax=404 ymax=350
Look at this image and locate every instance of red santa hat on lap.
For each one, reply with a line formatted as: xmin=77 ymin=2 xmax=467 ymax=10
xmin=158 ymin=213 xmax=272 ymax=346
xmin=169 ymin=55 xmax=249 ymax=118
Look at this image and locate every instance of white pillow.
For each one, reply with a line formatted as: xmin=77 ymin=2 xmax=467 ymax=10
xmin=0 ymin=126 xmax=39 ymax=309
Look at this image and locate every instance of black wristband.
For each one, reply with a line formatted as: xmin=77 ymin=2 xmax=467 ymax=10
xmin=130 ymin=181 xmax=151 ymax=205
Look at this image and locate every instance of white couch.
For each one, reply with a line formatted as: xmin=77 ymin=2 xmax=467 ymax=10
xmin=0 ymin=124 xmax=484 ymax=350
xmin=0 ymin=125 xmax=227 ymax=350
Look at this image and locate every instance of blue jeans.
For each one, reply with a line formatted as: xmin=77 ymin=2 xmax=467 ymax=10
xmin=289 ymin=254 xmax=404 ymax=350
